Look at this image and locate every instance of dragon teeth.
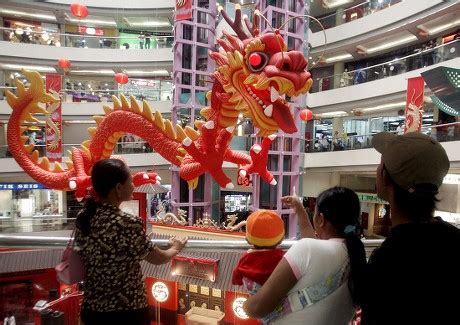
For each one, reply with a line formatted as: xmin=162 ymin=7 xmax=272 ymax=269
xmin=264 ymin=104 xmax=273 ymax=117
xmin=270 ymin=87 xmax=280 ymax=102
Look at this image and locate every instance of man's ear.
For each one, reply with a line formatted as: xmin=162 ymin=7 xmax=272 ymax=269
xmin=382 ymin=168 xmax=392 ymax=187
xmin=317 ymin=213 xmax=326 ymax=228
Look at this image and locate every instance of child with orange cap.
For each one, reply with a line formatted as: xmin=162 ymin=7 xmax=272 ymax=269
xmin=232 ymin=209 xmax=286 ymax=295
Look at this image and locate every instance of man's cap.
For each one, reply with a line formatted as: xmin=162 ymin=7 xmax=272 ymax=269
xmin=372 ymin=132 xmax=450 ymax=192
xmin=246 ymin=209 xmax=285 ymax=247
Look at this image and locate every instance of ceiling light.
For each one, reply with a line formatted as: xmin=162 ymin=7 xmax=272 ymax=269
xmin=362 ymin=35 xmax=417 ymax=54
xmin=2 ymin=64 xmax=56 ymax=73
xmin=322 ymin=0 xmax=353 ymax=9
xmin=64 ymin=13 xmax=117 ymax=26
xmin=0 ymin=9 xmax=56 ymax=21
xmin=360 ymin=101 xmax=406 ymax=112
xmin=318 ymin=111 xmax=348 ymax=117
xmin=324 ymin=53 xmax=353 ymax=64
xmin=124 ymin=70 xmax=170 ymax=76
xmin=70 ymin=69 xmax=114 ymax=75
xmin=418 ymin=19 xmax=460 ymax=36
xmin=128 ymin=21 xmax=171 ymax=27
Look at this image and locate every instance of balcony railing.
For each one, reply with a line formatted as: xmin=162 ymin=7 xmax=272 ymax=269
xmin=0 ymin=233 xmax=384 ymax=256
xmin=304 ymin=122 xmax=460 ymax=153
xmin=0 ymin=27 xmax=174 ymax=50
xmin=310 ymin=39 xmax=459 ymax=93
xmin=311 ymin=0 xmax=402 ymax=32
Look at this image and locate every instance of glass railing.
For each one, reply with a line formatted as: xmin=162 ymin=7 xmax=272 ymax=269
xmin=0 ymin=26 xmax=174 ymax=50
xmin=304 ymin=122 xmax=460 ymax=153
xmin=1 ymin=122 xmax=458 ymax=159
xmin=310 ymin=39 xmax=459 ymax=93
xmin=311 ymin=0 xmax=402 ymax=32
xmin=1 ymin=87 xmax=173 ymax=103
xmin=0 ymin=217 xmax=75 ymax=233
xmin=0 ymin=137 xmax=257 ymax=159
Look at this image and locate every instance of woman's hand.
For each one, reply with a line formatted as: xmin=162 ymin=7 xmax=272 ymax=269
xmin=281 ymin=195 xmax=302 ymax=209
xmin=169 ymin=236 xmax=187 ymax=255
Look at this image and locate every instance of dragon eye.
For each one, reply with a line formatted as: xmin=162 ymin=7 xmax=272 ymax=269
xmin=248 ymin=52 xmax=268 ymax=72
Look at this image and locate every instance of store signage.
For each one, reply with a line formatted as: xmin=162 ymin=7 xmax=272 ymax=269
xmin=45 ymin=74 xmax=62 ymax=162
xmin=78 ymin=26 xmax=104 ymax=36
xmin=232 ymin=297 xmax=249 ymax=319
xmin=175 ymin=0 xmax=192 ymax=21
xmin=0 ymin=183 xmax=46 ymax=190
xmin=151 ymin=281 xmax=169 ymax=302
xmin=171 ymin=256 xmax=219 ymax=282
xmin=356 ymin=192 xmax=388 ymax=204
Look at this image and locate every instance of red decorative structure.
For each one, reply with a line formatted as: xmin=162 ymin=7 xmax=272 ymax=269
xmin=114 ymin=72 xmax=129 ymax=84
xmin=4 ymin=6 xmax=314 ymax=199
xmin=57 ymin=59 xmax=71 ymax=70
xmin=70 ymin=3 xmax=88 ymax=19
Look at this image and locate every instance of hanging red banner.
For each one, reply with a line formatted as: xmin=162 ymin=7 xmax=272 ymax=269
xmin=45 ymin=74 xmax=63 ymax=162
xmin=404 ymin=76 xmax=425 ymax=134
xmin=175 ymin=0 xmax=193 ymax=21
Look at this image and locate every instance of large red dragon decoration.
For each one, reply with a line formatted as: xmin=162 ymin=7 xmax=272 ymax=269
xmin=5 ymin=7 xmax=312 ymax=199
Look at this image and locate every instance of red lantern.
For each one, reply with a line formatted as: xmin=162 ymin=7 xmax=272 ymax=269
xmin=115 ymin=73 xmax=129 ymax=84
xmin=70 ymin=3 xmax=89 ymax=19
xmin=299 ymin=109 xmax=314 ymax=121
xmin=58 ymin=58 xmax=71 ymax=70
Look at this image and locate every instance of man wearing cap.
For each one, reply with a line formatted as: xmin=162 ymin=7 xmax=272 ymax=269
xmin=361 ymin=132 xmax=460 ymax=325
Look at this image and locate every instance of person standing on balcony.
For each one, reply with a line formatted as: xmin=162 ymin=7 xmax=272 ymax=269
xmin=138 ymin=31 xmax=145 ymax=49
xmin=243 ymin=187 xmax=366 ymax=324
xmin=75 ymin=159 xmax=187 ymax=325
xmin=361 ymin=132 xmax=460 ymax=325
xmin=144 ymin=32 xmax=151 ymax=49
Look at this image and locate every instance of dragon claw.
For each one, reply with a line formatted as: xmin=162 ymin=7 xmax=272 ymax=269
xmin=182 ymin=137 xmax=192 ymax=146
xmin=252 ymin=145 xmax=262 ymax=154
xmin=268 ymin=134 xmax=277 ymax=140
xmin=270 ymin=178 xmax=277 ymax=186
xmin=69 ymin=180 xmax=77 ymax=190
xmin=133 ymin=171 xmax=160 ymax=187
xmin=225 ymin=182 xmax=235 ymax=189
xmin=204 ymin=121 xmax=215 ymax=129
xmin=69 ymin=176 xmax=92 ymax=199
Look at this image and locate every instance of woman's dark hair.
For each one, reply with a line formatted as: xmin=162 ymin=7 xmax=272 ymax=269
xmin=316 ymin=186 xmax=366 ymax=306
xmin=76 ymin=159 xmax=130 ymax=236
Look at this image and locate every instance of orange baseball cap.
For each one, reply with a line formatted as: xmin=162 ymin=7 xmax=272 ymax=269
xmin=246 ymin=209 xmax=285 ymax=247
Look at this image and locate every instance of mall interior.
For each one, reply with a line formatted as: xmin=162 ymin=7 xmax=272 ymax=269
xmin=0 ymin=0 xmax=459 ymax=324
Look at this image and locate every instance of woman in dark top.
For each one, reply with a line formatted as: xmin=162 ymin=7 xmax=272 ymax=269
xmin=75 ymin=159 xmax=186 ymax=325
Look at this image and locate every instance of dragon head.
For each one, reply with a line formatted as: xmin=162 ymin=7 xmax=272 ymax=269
xmin=210 ymin=9 xmax=312 ymax=136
